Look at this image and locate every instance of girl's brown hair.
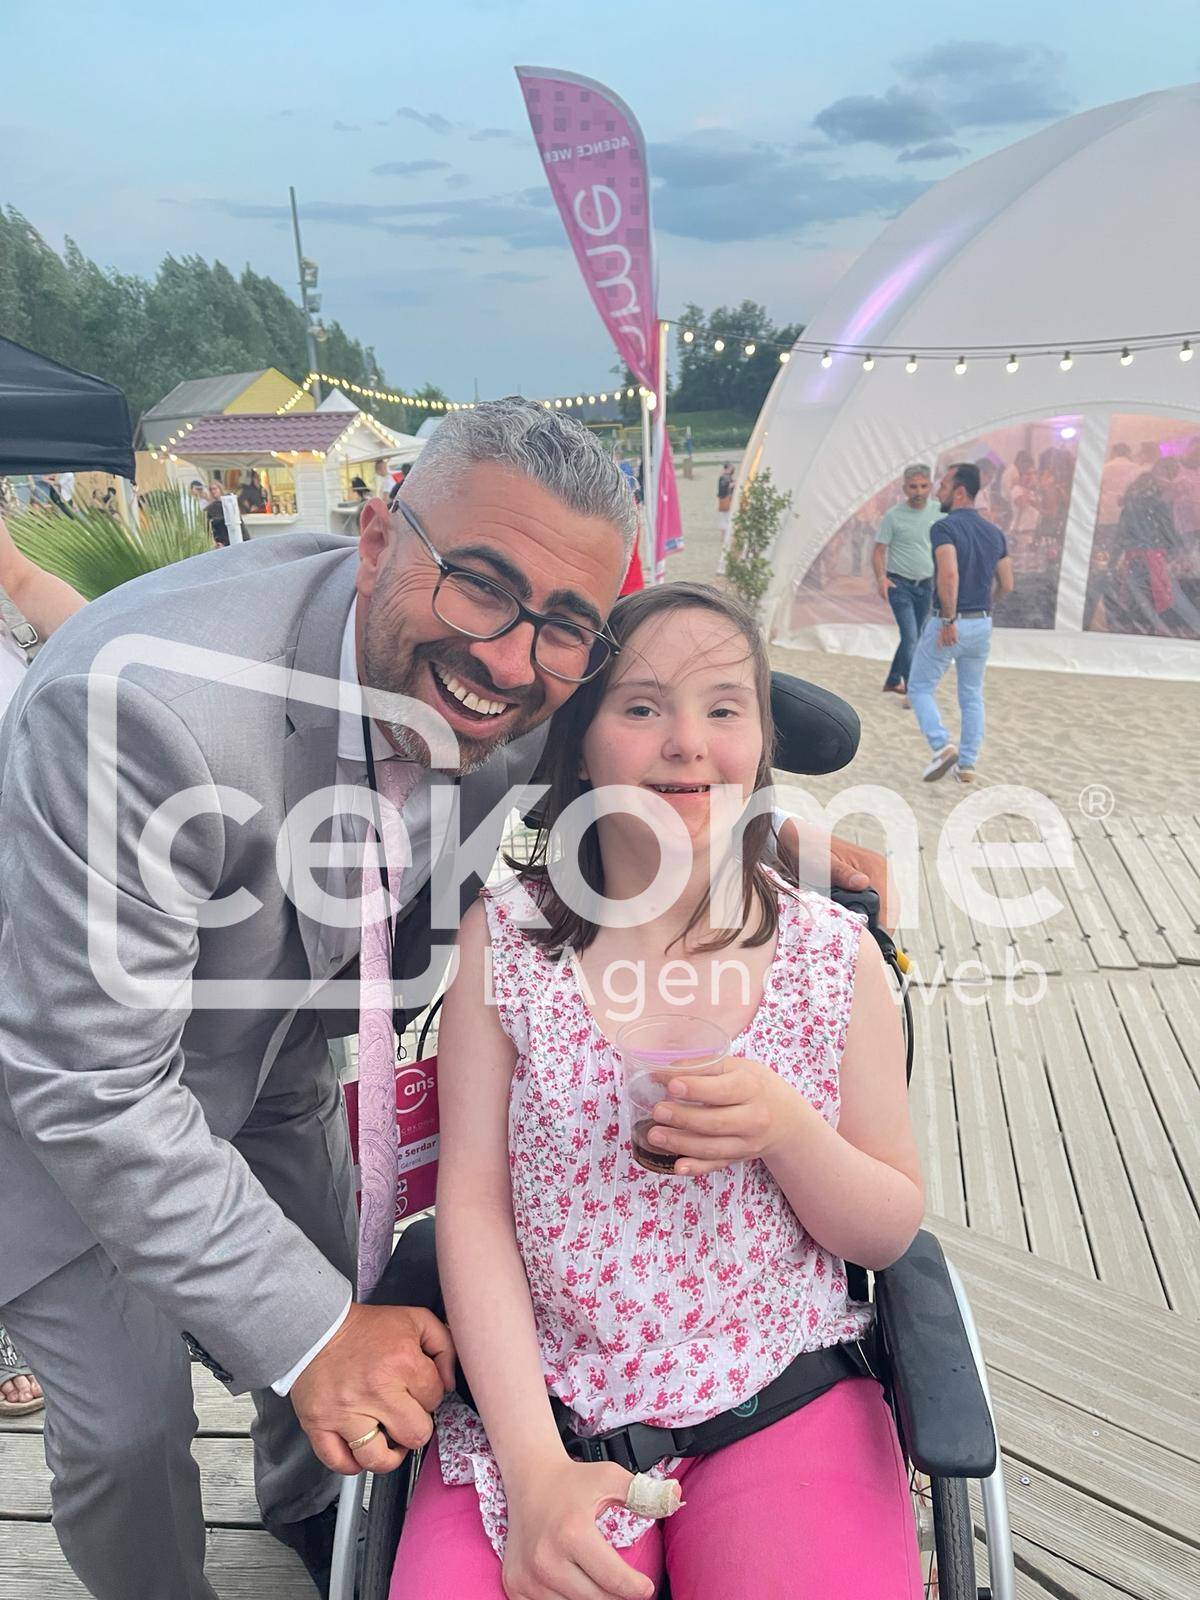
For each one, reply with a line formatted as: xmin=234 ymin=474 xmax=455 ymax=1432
xmin=513 ymin=582 xmax=788 ymax=954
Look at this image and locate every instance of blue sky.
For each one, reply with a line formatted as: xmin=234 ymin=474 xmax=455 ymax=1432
xmin=4 ymin=0 xmax=1196 ymax=401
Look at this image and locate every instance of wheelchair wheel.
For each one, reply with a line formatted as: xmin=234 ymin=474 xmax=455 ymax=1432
xmin=911 ymin=1471 xmax=978 ymax=1598
xmin=358 ymin=1454 xmax=417 ymax=1598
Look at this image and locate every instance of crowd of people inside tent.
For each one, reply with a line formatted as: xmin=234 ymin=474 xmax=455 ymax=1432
xmin=793 ymin=424 xmax=1199 ymax=642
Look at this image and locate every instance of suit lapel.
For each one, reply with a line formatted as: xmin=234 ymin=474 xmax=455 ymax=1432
xmin=282 ymin=555 xmax=359 ymax=978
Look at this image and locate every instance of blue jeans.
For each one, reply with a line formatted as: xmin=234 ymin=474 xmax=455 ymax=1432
xmin=907 ymin=615 xmax=993 ymax=767
xmin=884 ymin=575 xmax=932 ymax=687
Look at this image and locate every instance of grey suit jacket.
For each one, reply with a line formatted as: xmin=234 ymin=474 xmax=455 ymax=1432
xmin=0 ymin=534 xmax=546 ymax=1390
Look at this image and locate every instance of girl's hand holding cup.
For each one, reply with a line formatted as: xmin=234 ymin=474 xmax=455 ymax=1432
xmin=645 ymin=1055 xmax=795 ymax=1176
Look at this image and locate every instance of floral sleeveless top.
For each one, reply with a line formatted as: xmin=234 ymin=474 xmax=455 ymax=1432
xmin=435 ymin=877 xmax=873 ymax=1556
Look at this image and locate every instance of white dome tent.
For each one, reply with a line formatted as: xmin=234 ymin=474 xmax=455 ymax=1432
xmin=744 ymin=84 xmax=1200 ymax=679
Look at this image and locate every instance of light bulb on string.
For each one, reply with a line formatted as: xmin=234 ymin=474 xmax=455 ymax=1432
xmin=955 ymin=356 xmax=967 ymax=376
xmin=627 ymin=386 xmax=635 ymax=398
xmin=576 ymin=395 xmax=584 ymax=405
xmin=779 ymin=351 xmax=790 ymax=363
xmin=682 ymin=329 xmax=694 ymax=343
xmin=554 ymin=399 xmax=562 ymax=408
xmin=1120 ymin=348 xmax=1134 ymax=366
xmin=1181 ymin=341 xmax=1193 ymax=362
xmin=1006 ymin=355 xmax=1019 ymax=374
xmin=862 ymin=354 xmax=875 ymax=372
xmin=588 ymin=395 xmax=596 ymax=405
xmin=600 ymin=392 xmax=608 ymax=402
xmin=713 ymin=338 xmax=725 ymax=353
xmin=744 ymin=342 xmax=756 ymax=356
xmin=905 ymin=356 xmax=918 ymax=374
xmin=1060 ymin=351 xmax=1073 ymax=371
xmin=820 ymin=350 xmax=833 ymax=368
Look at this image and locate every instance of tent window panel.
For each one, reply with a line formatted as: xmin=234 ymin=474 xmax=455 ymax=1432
xmin=788 ymin=476 xmax=906 ymax=634
xmin=1085 ymin=417 xmax=1200 ymax=641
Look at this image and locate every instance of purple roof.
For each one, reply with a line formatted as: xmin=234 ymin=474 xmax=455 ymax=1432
xmin=175 ymin=412 xmax=365 ymax=455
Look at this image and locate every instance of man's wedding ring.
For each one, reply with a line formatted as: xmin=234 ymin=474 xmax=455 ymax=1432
xmin=345 ymin=1426 xmax=382 ymax=1452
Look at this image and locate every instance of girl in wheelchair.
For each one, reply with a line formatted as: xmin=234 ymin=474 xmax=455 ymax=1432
xmin=390 ymin=583 xmax=924 ymax=1600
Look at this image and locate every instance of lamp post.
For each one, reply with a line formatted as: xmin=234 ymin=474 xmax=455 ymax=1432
xmin=289 ymin=186 xmax=323 ymax=405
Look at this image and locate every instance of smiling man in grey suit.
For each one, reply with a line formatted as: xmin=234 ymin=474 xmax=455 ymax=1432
xmin=0 ymin=399 xmax=884 ymax=1599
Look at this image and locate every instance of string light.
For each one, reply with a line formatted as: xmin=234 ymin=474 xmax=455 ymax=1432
xmin=778 ymin=351 xmax=790 ymax=363
xmin=821 ymin=351 xmax=833 ymax=368
xmin=1181 ymin=341 xmax=1193 ymax=362
xmin=1060 ymin=351 xmax=1073 ymax=371
xmin=1006 ymin=355 xmax=1019 ymax=374
xmin=905 ymin=355 xmax=918 ymax=373
xmin=682 ymin=329 xmax=695 ymax=343
xmin=713 ymin=338 xmax=726 ymax=353
xmin=955 ymin=356 xmax=968 ymax=375
xmin=862 ymin=355 xmax=875 ymax=372
xmin=744 ymin=342 xmax=756 ymax=356
xmin=1120 ymin=347 xmax=1134 ymax=366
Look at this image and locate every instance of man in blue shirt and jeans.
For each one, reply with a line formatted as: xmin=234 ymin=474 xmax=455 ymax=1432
xmin=908 ymin=461 xmax=1014 ymax=782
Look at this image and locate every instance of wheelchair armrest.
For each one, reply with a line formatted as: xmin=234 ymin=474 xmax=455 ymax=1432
xmin=874 ymin=1229 xmax=997 ymax=1478
xmin=368 ymin=1215 xmax=444 ymax=1318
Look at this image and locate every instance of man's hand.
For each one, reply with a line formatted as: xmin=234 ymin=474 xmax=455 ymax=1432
xmin=877 ymin=576 xmax=894 ymax=600
xmin=938 ymin=621 xmax=958 ymax=648
xmin=777 ymin=820 xmax=899 ymax=933
xmin=290 ymin=1304 xmax=455 ymax=1476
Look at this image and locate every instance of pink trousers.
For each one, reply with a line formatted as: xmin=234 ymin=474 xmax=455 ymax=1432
xmin=388 ymin=1377 xmax=922 ymax=1599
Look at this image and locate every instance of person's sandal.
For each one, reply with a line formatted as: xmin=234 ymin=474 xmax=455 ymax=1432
xmin=0 ymin=1324 xmax=44 ymax=1417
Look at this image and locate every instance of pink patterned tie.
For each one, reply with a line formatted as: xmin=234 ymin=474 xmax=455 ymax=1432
xmin=356 ymin=757 xmax=421 ymax=1298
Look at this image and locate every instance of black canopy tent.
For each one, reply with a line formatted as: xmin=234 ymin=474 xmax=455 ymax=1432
xmin=0 ymin=335 xmax=135 ymax=480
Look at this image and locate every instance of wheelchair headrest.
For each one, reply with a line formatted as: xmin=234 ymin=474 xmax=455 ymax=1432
xmin=770 ymin=671 xmax=860 ymax=776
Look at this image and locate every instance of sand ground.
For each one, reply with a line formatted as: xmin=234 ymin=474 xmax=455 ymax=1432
xmin=668 ymin=454 xmax=1200 ymax=827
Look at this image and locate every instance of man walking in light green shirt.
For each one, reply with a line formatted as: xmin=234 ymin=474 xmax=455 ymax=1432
xmin=873 ymin=463 xmax=941 ymax=694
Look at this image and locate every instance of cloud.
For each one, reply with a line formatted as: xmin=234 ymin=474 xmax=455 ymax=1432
xmin=332 ymin=120 xmax=360 ymax=133
xmin=395 ymin=106 xmax=454 ymax=135
xmin=470 ymin=127 xmax=523 ymax=144
xmin=270 ymin=109 xmax=297 ymax=120
xmin=813 ymin=88 xmax=953 ymax=148
xmin=181 ymin=192 xmax=564 ymax=250
xmin=445 ymin=173 xmax=472 ymax=190
xmin=897 ymin=139 xmax=968 ymax=163
xmin=901 ymin=41 xmax=1072 ymax=128
xmin=482 ymin=270 xmax=545 ymax=284
xmin=371 ymin=160 xmax=452 ymax=177
xmin=647 ymin=132 xmax=927 ymax=242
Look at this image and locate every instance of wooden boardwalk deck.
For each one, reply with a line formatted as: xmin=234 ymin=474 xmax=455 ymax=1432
xmin=3 ymin=811 xmax=1199 ymax=1597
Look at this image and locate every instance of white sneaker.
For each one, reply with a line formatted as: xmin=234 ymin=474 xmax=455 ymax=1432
xmin=953 ymin=765 xmax=976 ymax=783
xmin=922 ymin=744 xmax=958 ymax=782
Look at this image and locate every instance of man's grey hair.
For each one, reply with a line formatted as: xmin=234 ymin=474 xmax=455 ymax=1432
xmin=902 ymin=463 xmax=932 ymax=482
xmin=402 ymin=396 xmax=639 ymax=557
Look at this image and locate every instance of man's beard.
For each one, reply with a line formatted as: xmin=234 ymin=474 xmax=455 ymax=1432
xmin=938 ymin=495 xmax=953 ymax=513
xmin=362 ymin=607 xmax=548 ymax=775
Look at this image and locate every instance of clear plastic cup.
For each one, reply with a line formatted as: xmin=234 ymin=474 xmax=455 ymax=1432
xmin=615 ymin=1014 xmax=731 ymax=1173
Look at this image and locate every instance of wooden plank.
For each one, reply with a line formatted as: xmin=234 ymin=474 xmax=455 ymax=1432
xmin=0 ymin=1434 xmax=261 ymax=1525
xmin=1012 ymin=1532 xmax=1147 ymax=1599
xmin=903 ymin=841 xmax=942 ymax=976
xmin=925 ymin=844 xmax=981 ymax=978
xmin=1159 ymin=814 xmax=1200 ymax=895
xmin=1131 ymin=816 xmax=1200 ymax=933
xmin=1029 ymin=983 xmax=1166 ymax=1305
xmin=1101 ymin=816 xmax=1200 ymax=964
xmin=986 ymin=987 xmax=1094 ymax=1277
xmin=1110 ymin=973 xmax=1200 ymax=1200
xmin=952 ymin=815 xmax=1017 ymax=980
xmin=1069 ymin=818 xmax=1177 ymax=968
xmin=996 ymin=1455 xmax=1199 ymax=1600
xmin=944 ymin=990 xmax=1027 ymax=1247
xmin=928 ymin=1217 xmax=1200 ymax=1458
xmin=193 ymin=1365 xmax=256 ymax=1434
xmin=0 ymin=1522 xmax=313 ymax=1599
xmin=1048 ymin=835 xmax=1139 ymax=971
xmin=911 ymin=988 xmax=967 ymax=1225
xmin=1150 ymin=969 xmax=1200 ymax=1093
xmin=988 ymin=1368 xmax=1200 ymax=1549
xmin=1071 ymin=981 xmax=1200 ymax=1319
xmin=1005 ymin=814 xmax=1096 ymax=977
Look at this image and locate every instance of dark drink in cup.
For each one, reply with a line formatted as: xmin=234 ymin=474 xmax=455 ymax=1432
xmin=615 ymin=1015 xmax=730 ymax=1174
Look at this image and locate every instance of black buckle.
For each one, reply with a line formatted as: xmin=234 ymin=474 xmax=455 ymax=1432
xmin=566 ymin=1422 xmax=687 ymax=1473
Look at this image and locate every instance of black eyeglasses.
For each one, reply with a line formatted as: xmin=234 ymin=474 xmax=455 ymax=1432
xmin=393 ymin=499 xmax=620 ymax=684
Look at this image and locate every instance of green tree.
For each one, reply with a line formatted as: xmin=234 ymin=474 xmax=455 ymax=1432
xmin=671 ymin=301 xmax=804 ymax=416
xmin=724 ymin=468 xmax=792 ymax=615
